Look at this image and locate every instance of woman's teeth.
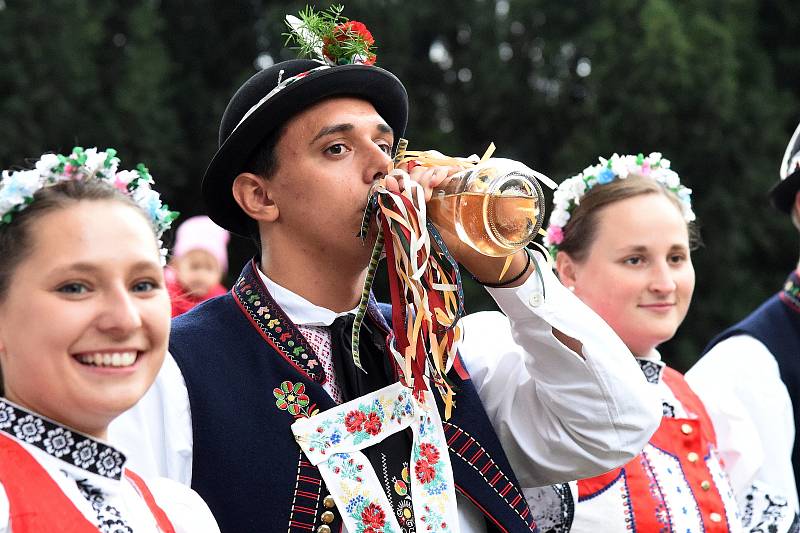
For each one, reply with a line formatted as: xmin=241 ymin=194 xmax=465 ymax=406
xmin=77 ymin=352 xmax=137 ymax=368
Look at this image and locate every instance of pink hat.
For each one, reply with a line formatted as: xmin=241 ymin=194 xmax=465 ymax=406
xmin=173 ymin=216 xmax=230 ymax=273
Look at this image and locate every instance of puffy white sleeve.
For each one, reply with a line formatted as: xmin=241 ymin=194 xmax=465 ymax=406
xmin=147 ymin=476 xmax=221 ymax=533
xmin=685 ymin=335 xmax=799 ymax=514
xmin=109 ymin=353 xmax=194 ymax=485
xmin=457 ymin=251 xmax=661 ymax=487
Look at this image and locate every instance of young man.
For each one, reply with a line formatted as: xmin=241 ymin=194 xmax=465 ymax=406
xmin=112 ymin=39 xmax=660 ymax=533
xmin=687 ymin=120 xmax=800 ymax=527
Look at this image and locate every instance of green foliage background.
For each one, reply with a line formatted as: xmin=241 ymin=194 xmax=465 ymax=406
xmin=1 ymin=0 xmax=798 ymax=370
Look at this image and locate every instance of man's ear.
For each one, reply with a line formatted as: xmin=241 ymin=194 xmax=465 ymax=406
xmin=793 ymin=190 xmax=800 ymax=216
xmin=232 ymin=173 xmax=279 ymax=223
xmin=555 ymin=250 xmax=579 ymax=288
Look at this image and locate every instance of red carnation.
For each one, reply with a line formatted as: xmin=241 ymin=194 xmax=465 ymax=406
xmin=418 ymin=443 xmax=440 ymax=464
xmin=363 ymin=412 xmax=382 ymax=436
xmin=322 ymin=20 xmax=377 ymax=65
xmin=361 ymin=502 xmax=386 ymax=529
xmin=415 ymin=459 xmax=436 ymax=484
xmin=338 ymin=21 xmax=374 ymax=45
xmin=344 ymin=410 xmax=366 ymax=433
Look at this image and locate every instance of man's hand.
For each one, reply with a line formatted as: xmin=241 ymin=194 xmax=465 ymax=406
xmin=387 ymin=162 xmax=532 ymax=288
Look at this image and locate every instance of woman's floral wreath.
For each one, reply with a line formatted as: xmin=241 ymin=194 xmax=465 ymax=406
xmin=284 ymin=5 xmax=377 ymax=66
xmin=0 ymin=147 xmax=179 ymax=258
xmin=543 ymin=152 xmax=695 ymax=257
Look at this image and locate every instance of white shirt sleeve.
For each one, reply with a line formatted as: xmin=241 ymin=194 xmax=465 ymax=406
xmin=458 ymin=251 xmax=662 ymax=487
xmin=685 ymin=334 xmax=799 ymax=513
xmin=109 ymin=353 xmax=194 ymax=485
xmin=147 ymin=476 xmax=221 ymax=533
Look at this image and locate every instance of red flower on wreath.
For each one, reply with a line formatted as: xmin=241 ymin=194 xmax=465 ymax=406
xmin=344 ymin=410 xmax=366 ymax=433
xmin=322 ymin=21 xmax=377 ymax=65
xmin=418 ymin=442 xmax=440 ymax=464
xmin=415 ymin=459 xmax=436 ymax=484
xmin=363 ymin=412 xmax=382 ymax=435
xmin=361 ymin=502 xmax=386 ymax=529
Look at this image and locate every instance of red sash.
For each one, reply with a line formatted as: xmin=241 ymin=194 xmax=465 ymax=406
xmin=0 ymin=433 xmax=175 ymax=532
xmin=577 ymin=367 xmax=730 ymax=532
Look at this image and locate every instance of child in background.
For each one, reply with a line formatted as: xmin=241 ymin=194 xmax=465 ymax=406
xmin=166 ymin=215 xmax=229 ymax=316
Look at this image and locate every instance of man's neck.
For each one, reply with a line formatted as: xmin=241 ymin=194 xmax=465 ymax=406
xmin=259 ymin=249 xmax=368 ymax=313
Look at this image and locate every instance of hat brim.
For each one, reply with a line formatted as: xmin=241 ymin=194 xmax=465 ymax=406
xmin=202 ymin=64 xmax=408 ymax=237
xmin=770 ymin=169 xmax=800 ymax=214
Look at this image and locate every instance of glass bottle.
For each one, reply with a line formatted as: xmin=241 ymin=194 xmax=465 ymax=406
xmin=426 ymin=158 xmax=549 ymax=257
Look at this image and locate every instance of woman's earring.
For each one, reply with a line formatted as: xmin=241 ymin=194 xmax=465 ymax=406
xmin=568 ymin=285 xmax=575 ymax=292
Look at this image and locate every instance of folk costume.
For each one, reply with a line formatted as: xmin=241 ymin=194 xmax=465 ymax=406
xmin=574 ymin=355 xmax=744 ymax=532
xmin=0 ymin=399 xmax=219 ymax=533
xmin=687 ymin=119 xmax=800 ymax=531
xmin=112 ymin=10 xmax=660 ymax=533
xmin=112 ymin=251 xmax=660 ymax=533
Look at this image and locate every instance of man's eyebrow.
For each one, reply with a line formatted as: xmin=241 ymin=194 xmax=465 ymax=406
xmin=310 ymin=122 xmax=394 ymax=144
xmin=311 ymin=123 xmax=353 ymax=144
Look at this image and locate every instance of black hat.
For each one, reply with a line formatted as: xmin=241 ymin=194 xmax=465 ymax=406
xmin=770 ymin=119 xmax=800 ymax=214
xmin=202 ymin=59 xmax=408 ymax=236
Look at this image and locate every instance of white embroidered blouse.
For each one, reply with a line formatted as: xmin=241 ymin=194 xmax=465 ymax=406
xmin=0 ymin=399 xmax=220 ymax=533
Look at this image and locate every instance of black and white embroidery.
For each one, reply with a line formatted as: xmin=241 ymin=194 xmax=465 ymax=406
xmin=525 ymin=483 xmax=574 ymax=533
xmin=740 ymin=482 xmax=800 ymax=533
xmin=661 ymin=401 xmax=676 ymax=418
xmin=13 ymin=414 xmax=45 ymax=443
xmin=0 ymin=399 xmax=126 ymax=480
xmin=637 ymin=359 xmax=664 ymax=384
xmin=44 ymin=427 xmax=75 ymax=458
xmin=75 ymin=478 xmax=133 ymax=533
xmin=0 ymin=402 xmax=16 ymax=429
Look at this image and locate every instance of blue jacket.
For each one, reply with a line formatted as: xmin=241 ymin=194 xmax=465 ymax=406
xmin=170 ymin=260 xmax=537 ymax=532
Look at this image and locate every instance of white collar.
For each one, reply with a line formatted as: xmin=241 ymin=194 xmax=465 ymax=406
xmin=256 ymin=264 xmax=359 ymax=326
xmin=635 ymin=349 xmax=663 ymax=363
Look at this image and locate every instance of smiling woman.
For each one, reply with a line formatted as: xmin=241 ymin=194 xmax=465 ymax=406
xmin=532 ymin=154 xmax=798 ymax=532
xmin=0 ymin=148 xmax=220 ymax=532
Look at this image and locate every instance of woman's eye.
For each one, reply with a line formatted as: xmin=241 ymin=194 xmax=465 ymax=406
xmin=56 ymin=282 xmax=89 ymax=295
xmin=624 ymin=257 xmax=642 ymax=266
xmin=378 ymin=142 xmax=392 ymax=155
xmin=132 ymin=280 xmax=157 ymax=293
xmin=669 ymin=254 xmax=687 ymax=264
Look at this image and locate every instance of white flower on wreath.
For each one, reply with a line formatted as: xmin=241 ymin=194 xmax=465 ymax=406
xmin=0 ymin=169 xmax=40 ymax=213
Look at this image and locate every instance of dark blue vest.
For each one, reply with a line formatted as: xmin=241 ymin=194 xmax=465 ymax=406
xmin=170 ymin=260 xmax=537 ymax=532
xmin=703 ymin=276 xmax=800 ymax=498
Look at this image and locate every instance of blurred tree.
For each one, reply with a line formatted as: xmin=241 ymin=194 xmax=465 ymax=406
xmin=1 ymin=0 xmax=798 ymax=370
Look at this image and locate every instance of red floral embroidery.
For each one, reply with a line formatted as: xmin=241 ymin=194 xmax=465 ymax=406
xmin=415 ymin=459 xmax=436 ymax=484
xmin=364 ymin=412 xmax=382 ymax=435
xmin=419 ymin=442 xmax=440 ymax=464
xmin=344 ymin=410 xmax=366 ymax=433
xmin=361 ymin=502 xmax=386 ymax=529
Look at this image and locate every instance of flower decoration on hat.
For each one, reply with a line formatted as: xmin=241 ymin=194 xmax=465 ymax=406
xmin=285 ymin=4 xmax=377 ymax=66
xmin=0 ymin=147 xmax=179 ymax=259
xmin=543 ymin=152 xmax=695 ymax=257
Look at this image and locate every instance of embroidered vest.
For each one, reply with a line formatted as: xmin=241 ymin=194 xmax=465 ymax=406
xmin=0 ymin=433 xmax=174 ymax=533
xmin=703 ymin=273 xmax=800 ymax=500
xmin=575 ymin=367 xmax=737 ymax=532
xmin=170 ymin=260 xmax=536 ymax=533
